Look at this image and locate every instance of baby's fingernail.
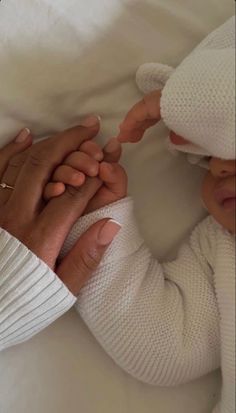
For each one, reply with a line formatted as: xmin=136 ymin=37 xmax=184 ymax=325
xmin=98 ymin=219 xmax=122 ymax=246
xmin=105 ymin=138 xmax=120 ymax=153
xmin=15 ymin=128 xmax=31 ymax=143
xmin=80 ymin=115 xmax=101 ymax=128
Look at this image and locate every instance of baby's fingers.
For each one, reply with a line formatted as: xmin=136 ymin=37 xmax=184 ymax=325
xmin=64 ymin=152 xmax=99 ymax=177
xmin=43 ymin=165 xmax=86 ymax=201
xmin=117 ymin=119 xmax=158 ymax=143
xmin=100 ymin=162 xmax=127 ymax=198
xmin=52 ymin=165 xmax=85 ymax=187
xmin=85 ymin=162 xmax=127 ymax=213
xmin=80 ymin=140 xmax=104 ymax=161
xmin=44 ymin=182 xmax=66 ymax=201
xmin=118 ymin=90 xmax=162 ymax=143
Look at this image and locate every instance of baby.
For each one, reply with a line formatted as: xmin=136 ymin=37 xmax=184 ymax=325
xmin=46 ymin=17 xmax=235 ymax=413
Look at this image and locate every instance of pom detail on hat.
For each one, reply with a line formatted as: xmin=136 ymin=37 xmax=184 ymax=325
xmin=136 ymin=63 xmax=174 ymax=94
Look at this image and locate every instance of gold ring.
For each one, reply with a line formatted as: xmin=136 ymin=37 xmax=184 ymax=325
xmin=0 ymin=183 xmax=14 ymax=190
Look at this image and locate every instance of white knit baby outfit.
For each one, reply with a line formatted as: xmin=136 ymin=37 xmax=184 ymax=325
xmin=0 ymin=16 xmax=235 ymax=413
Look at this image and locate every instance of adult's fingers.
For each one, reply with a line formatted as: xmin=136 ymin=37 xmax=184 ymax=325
xmin=38 ymin=176 xmax=102 ymax=251
xmin=0 ymin=129 xmax=32 ymax=177
xmin=100 ymin=162 xmax=128 ymax=198
xmin=56 ymin=219 xmax=121 ymax=296
xmin=8 ymin=120 xmax=100 ymax=216
xmin=0 ymin=130 xmax=32 ymax=206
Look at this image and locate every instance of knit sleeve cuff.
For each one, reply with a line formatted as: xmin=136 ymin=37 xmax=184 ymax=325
xmin=0 ymin=228 xmax=76 ymax=351
xmin=60 ymin=197 xmax=144 ymax=265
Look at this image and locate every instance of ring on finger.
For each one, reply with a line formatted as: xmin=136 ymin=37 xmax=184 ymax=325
xmin=0 ymin=182 xmax=14 ymax=190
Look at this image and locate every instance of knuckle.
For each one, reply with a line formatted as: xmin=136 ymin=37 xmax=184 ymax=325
xmin=30 ymin=141 xmax=55 ymax=164
xmin=79 ymin=247 xmax=100 ymax=273
xmin=27 ymin=151 xmax=49 ymax=168
xmin=0 ymin=145 xmax=13 ymax=160
xmin=64 ymin=177 xmax=100 ymax=200
xmin=80 ymin=141 xmax=91 ymax=151
xmin=8 ymin=152 xmax=26 ymax=169
xmin=71 ymin=171 xmax=81 ymax=181
xmin=64 ymin=185 xmax=89 ymax=203
xmin=65 ymin=185 xmax=81 ymax=198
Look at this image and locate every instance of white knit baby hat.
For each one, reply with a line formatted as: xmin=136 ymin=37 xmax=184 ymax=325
xmin=136 ymin=16 xmax=235 ymax=161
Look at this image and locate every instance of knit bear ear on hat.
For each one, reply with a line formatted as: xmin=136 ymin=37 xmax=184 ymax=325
xmin=136 ymin=16 xmax=235 ymax=161
xmin=136 ymin=63 xmax=174 ymax=94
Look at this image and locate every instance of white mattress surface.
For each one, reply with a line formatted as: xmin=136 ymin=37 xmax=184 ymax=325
xmin=0 ymin=1 xmax=234 ymax=412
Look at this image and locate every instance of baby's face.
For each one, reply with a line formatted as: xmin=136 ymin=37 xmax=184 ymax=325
xmin=201 ymin=158 xmax=236 ymax=233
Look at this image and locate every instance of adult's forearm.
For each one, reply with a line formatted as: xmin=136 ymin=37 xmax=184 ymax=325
xmin=0 ymin=228 xmax=76 ymax=352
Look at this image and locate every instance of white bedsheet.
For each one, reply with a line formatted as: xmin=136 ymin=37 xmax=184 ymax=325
xmin=0 ymin=1 xmax=234 ymax=412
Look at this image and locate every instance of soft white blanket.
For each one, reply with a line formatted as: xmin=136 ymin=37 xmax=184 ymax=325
xmin=0 ymin=1 xmax=234 ymax=412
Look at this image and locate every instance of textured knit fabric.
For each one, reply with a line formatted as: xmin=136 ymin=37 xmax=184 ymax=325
xmin=0 ymin=228 xmax=76 ymax=351
xmin=60 ymin=197 xmax=235 ymax=413
xmin=136 ymin=16 xmax=235 ymax=160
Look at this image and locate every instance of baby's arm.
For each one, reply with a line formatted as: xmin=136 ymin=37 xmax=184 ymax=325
xmin=45 ymin=135 xmax=220 ymax=385
xmin=72 ymin=209 xmax=220 ymax=386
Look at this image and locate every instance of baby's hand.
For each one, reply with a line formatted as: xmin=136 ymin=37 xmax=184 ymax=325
xmin=117 ymin=90 xmax=162 ymax=143
xmin=44 ymin=138 xmax=128 ymax=213
xmin=85 ymin=138 xmax=127 ymax=214
xmin=117 ymin=89 xmax=189 ymax=145
xmin=44 ymin=140 xmax=103 ymax=200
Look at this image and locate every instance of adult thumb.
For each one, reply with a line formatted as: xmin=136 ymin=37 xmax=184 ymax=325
xmin=56 ymin=219 xmax=121 ymax=296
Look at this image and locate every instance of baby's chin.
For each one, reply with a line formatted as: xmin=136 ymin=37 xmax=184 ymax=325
xmin=201 ymin=173 xmax=236 ymax=234
xmin=210 ymin=206 xmax=235 ymax=234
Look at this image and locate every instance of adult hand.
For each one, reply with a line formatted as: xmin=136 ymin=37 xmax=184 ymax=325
xmin=0 ymin=123 xmax=121 ymax=296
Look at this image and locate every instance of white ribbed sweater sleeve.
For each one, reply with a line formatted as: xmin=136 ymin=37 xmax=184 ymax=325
xmin=66 ymin=197 xmax=221 ymax=386
xmin=0 ymin=228 xmax=76 ymax=352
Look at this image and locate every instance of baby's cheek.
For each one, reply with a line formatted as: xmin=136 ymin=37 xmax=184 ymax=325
xmin=201 ymin=173 xmax=236 ymax=233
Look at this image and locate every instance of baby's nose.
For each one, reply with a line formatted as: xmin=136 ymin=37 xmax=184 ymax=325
xmin=209 ymin=157 xmax=236 ymax=178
